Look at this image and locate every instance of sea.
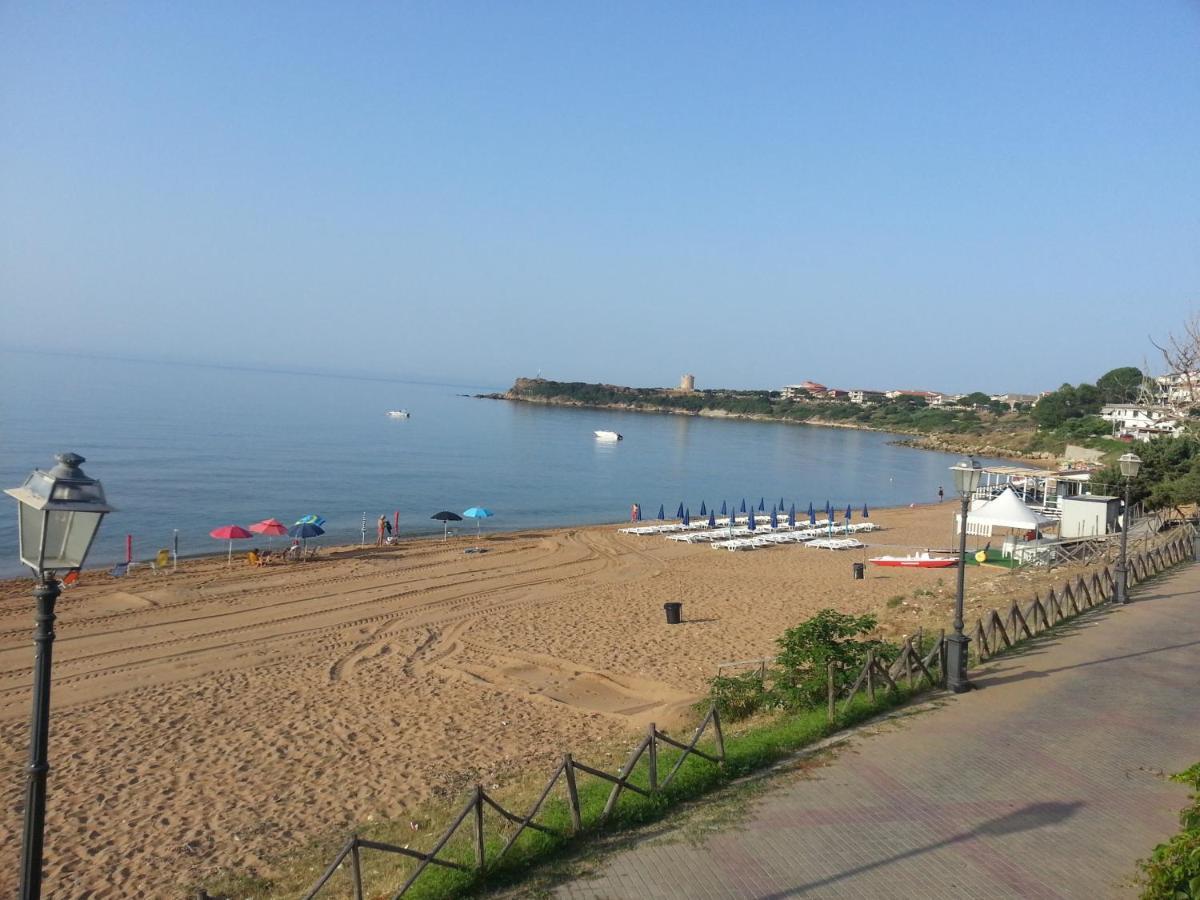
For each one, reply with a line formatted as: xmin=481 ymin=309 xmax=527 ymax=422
xmin=0 ymin=352 xmax=1005 ymax=578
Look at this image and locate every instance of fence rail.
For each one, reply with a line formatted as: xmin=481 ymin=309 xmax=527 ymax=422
xmin=296 ymin=707 xmax=725 ymax=899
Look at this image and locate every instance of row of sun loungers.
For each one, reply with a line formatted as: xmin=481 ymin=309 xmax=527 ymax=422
xmin=618 ymin=519 xmax=878 ymax=553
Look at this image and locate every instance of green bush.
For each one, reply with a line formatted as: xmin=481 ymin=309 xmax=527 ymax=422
xmin=768 ymin=610 xmax=895 ymax=710
xmin=1140 ymin=762 xmax=1200 ymax=898
xmin=708 ymin=671 xmax=768 ymax=721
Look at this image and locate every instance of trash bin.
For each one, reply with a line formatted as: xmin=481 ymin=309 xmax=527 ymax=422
xmin=852 ymin=562 xmax=865 ymax=580
xmin=663 ymin=601 xmax=683 ymax=624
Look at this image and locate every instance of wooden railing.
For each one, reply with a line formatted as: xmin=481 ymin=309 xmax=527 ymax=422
xmin=298 ymin=708 xmax=725 ymax=899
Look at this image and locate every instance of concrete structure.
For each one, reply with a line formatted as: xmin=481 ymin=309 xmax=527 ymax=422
xmin=679 ymin=373 xmax=695 ymax=392
xmin=1059 ymin=494 xmax=1121 ymax=538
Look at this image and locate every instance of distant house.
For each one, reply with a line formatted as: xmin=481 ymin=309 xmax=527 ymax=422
xmin=1157 ymin=372 xmax=1200 ymax=406
xmin=1100 ymin=404 xmax=1183 ymax=441
xmin=781 ymin=381 xmax=828 ymax=401
xmin=848 ymin=389 xmax=885 ymax=405
xmin=884 ymin=389 xmax=937 ymax=402
xmin=990 ymin=393 xmax=1038 ymax=409
xmin=825 ymin=389 xmax=850 ymax=400
xmin=930 ymin=393 xmax=965 ymax=407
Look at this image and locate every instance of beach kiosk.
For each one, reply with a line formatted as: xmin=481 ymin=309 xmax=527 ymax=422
xmin=1058 ymin=495 xmax=1121 ymax=538
xmin=957 ymin=487 xmax=1056 ymax=563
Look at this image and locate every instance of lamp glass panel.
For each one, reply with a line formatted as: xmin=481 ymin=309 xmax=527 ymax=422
xmin=1119 ymin=454 xmax=1141 ymax=478
xmin=17 ymin=504 xmax=46 ymax=572
xmin=40 ymin=510 xmax=103 ymax=570
xmin=23 ymin=471 xmax=54 ymax=503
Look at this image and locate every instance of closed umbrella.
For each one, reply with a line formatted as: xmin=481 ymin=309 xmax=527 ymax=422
xmin=825 ymin=500 xmax=832 ymax=518
xmin=699 ymin=501 xmax=707 ymax=517
xmin=708 ymin=509 xmax=716 ymax=528
xmin=770 ymin=506 xmax=778 ymax=529
xmin=720 ymin=500 xmax=727 ymax=516
xmin=788 ymin=504 xmax=796 ymax=527
xmin=683 ymin=507 xmax=690 ymax=526
xmin=740 ymin=499 xmax=747 ymax=513
xmin=846 ymin=504 xmax=853 ymax=521
xmin=808 ymin=503 xmax=816 ymax=526
xmin=210 ymin=525 xmax=253 ymax=566
xmin=657 ymin=504 xmax=665 ymax=520
xmin=634 ymin=504 xmax=642 ymax=522
xmin=863 ymin=502 xmax=870 ymax=518
xmin=747 ymin=506 xmax=756 ymax=531
xmin=759 ymin=497 xmax=765 ymax=511
xmin=779 ymin=496 xmax=785 ymax=511
xmin=431 ymin=510 xmax=463 ymax=541
xmin=676 ymin=502 xmax=684 ymax=519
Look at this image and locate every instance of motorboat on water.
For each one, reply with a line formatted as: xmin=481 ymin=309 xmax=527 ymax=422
xmin=386 ymin=410 xmax=411 ymax=418
xmin=869 ymin=551 xmax=958 ymax=568
xmin=593 ymin=430 xmax=623 ymax=441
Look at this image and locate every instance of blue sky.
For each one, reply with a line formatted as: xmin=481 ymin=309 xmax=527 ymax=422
xmin=2 ymin=2 xmax=1197 ymax=393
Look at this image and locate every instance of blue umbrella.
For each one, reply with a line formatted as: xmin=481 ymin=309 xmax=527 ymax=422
xmin=720 ymin=500 xmax=727 ymax=516
xmin=634 ymin=504 xmax=642 ymax=522
xmin=758 ymin=497 xmax=765 ymax=511
xmin=788 ymin=504 xmax=796 ymax=527
xmin=770 ymin=506 xmax=778 ymax=529
xmin=808 ymin=503 xmax=816 ymax=526
xmin=676 ymin=502 xmax=685 ymax=519
xmin=288 ymin=522 xmax=324 ymax=538
xmin=708 ymin=510 xmax=716 ymax=528
xmin=863 ymin=502 xmax=870 ymax=518
xmin=747 ymin=506 xmax=756 ymax=531
xmin=462 ymin=507 xmax=494 ymax=540
xmin=683 ymin=507 xmax=690 ymax=526
xmin=657 ymin=504 xmax=665 ymax=520
xmin=825 ymin=500 xmax=832 ymax=518
xmin=296 ymin=514 xmax=326 ymax=527
xmin=845 ymin=504 xmax=852 ymax=521
xmin=740 ymin=499 xmax=747 ymax=513
xmin=699 ymin=501 xmax=707 ymax=517
xmin=779 ymin=496 xmax=785 ymax=511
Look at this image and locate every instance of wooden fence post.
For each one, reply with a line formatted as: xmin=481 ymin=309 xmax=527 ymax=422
xmin=473 ymin=785 xmax=485 ymax=870
xmin=938 ymin=629 xmax=947 ymax=686
xmin=647 ymin=723 xmax=658 ymax=793
xmin=902 ymin=638 xmax=915 ymax=688
xmin=827 ymin=662 xmax=836 ymax=723
xmin=974 ymin=619 xmax=988 ymax=661
xmin=865 ymin=649 xmax=876 ymax=702
xmin=563 ymin=754 xmax=583 ymax=833
xmin=711 ymin=706 xmax=725 ymax=765
xmin=350 ymin=839 xmax=364 ymax=900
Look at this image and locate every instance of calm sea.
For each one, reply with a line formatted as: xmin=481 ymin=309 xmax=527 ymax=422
xmin=0 ymin=352 xmax=1002 ymax=578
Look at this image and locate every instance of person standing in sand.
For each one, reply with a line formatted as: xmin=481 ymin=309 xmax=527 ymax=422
xmin=630 ymin=503 xmax=639 ymax=522
xmin=376 ymin=515 xmax=387 ymax=546
xmin=938 ymin=485 xmax=944 ymax=503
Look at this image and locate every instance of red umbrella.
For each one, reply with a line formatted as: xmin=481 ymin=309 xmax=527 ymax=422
xmin=210 ymin=524 xmax=253 ymax=566
xmin=249 ymin=518 xmax=288 ymax=536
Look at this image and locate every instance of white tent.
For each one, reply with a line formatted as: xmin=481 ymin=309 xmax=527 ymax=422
xmin=958 ymin=487 xmax=1055 ymax=537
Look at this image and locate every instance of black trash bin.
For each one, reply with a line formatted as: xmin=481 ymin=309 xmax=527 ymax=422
xmin=663 ymin=601 xmax=683 ymax=624
xmin=852 ymin=562 xmax=865 ymax=580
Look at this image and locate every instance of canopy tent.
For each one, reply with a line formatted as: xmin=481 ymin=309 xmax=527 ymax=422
xmin=958 ymin=487 xmax=1055 ymax=537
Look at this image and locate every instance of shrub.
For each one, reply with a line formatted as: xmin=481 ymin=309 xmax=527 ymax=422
xmin=708 ymin=671 xmax=768 ymax=721
xmin=768 ymin=610 xmax=896 ymax=710
xmin=1140 ymin=762 xmax=1200 ymax=898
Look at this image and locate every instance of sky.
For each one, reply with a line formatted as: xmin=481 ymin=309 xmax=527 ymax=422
xmin=1 ymin=2 xmax=1198 ymax=394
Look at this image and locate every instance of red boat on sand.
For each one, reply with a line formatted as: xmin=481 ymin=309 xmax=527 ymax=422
xmin=869 ymin=552 xmax=958 ymax=569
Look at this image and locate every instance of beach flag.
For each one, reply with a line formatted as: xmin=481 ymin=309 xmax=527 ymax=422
xmin=720 ymin=500 xmax=727 ymax=516
xmin=863 ymin=502 xmax=869 ymax=518
xmin=708 ymin=510 xmax=716 ymax=527
xmin=699 ymin=501 xmax=707 ymax=517
xmin=758 ymin=497 xmax=765 ymax=511
xmin=740 ymin=499 xmax=747 ymax=513
xmin=676 ymin=502 xmax=685 ymax=519
xmin=657 ymin=504 xmax=665 ymax=520
xmin=683 ymin=507 xmax=690 ymax=526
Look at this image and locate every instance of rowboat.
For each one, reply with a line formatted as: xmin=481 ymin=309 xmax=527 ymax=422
xmin=869 ymin=552 xmax=958 ymax=568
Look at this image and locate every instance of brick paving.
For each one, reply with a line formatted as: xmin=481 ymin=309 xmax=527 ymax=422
xmin=556 ymin=562 xmax=1200 ymax=899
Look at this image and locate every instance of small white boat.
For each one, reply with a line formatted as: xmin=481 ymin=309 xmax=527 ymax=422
xmin=386 ymin=410 xmax=410 ymax=418
xmin=594 ymin=430 xmax=622 ymax=441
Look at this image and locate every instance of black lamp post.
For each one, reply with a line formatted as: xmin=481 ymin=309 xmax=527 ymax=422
xmin=5 ymin=453 xmax=113 ymax=900
xmin=947 ymin=458 xmax=982 ymax=693
xmin=1114 ymin=451 xmax=1142 ymax=606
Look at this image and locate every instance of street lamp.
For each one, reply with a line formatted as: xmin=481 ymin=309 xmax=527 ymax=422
xmin=5 ymin=453 xmax=113 ymax=900
xmin=1114 ymin=451 xmax=1142 ymax=606
xmin=947 ymin=458 xmax=982 ymax=693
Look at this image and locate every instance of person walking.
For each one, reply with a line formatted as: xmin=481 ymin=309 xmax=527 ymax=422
xmin=384 ymin=516 xmax=393 ymax=544
xmin=938 ymin=485 xmax=944 ymax=503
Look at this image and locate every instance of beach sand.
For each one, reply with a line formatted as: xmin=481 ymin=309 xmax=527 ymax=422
xmin=0 ymin=503 xmax=1090 ymax=897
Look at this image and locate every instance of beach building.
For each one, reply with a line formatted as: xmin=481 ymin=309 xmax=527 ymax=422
xmin=781 ymin=381 xmax=827 ymax=400
xmin=848 ymin=389 xmax=885 ymax=404
xmin=1059 ymin=495 xmax=1121 ymax=538
xmin=1100 ymin=404 xmax=1182 ymax=441
xmin=679 ymin=373 xmax=695 ymax=392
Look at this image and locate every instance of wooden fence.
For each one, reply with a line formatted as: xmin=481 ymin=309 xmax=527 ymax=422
xmin=297 ymin=707 xmax=724 ymax=899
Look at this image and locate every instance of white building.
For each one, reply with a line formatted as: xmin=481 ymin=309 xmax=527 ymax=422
xmin=1100 ymin=404 xmax=1183 ymax=441
xmin=848 ymin=389 xmax=884 ymax=404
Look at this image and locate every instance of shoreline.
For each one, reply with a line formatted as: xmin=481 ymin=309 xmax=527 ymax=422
xmin=476 ymin=393 xmax=1057 ymax=466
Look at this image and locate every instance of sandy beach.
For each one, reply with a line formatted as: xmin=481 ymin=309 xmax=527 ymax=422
xmin=0 ymin=503 xmax=1094 ymax=897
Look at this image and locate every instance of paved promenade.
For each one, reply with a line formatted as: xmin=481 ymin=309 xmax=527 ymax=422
xmin=557 ymin=561 xmax=1200 ymax=899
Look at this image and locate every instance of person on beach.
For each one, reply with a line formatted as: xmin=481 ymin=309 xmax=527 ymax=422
xmin=630 ymin=503 xmax=640 ymax=522
xmin=384 ymin=516 xmax=393 ymax=543
xmin=376 ymin=515 xmax=387 ymax=546
xmin=938 ymin=486 xmax=944 ymax=503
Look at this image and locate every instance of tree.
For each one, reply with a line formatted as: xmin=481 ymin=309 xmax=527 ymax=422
xmin=962 ymin=391 xmax=991 ymax=408
xmin=1095 ymin=366 xmax=1145 ymax=404
xmin=1033 ymin=383 xmax=1103 ymax=428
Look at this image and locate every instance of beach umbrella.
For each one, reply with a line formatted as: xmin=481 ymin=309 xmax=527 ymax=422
xmin=657 ymin=504 xmax=665 ymax=520
xmin=676 ymin=502 xmax=684 ymax=519
xmin=770 ymin=507 xmax=778 ymax=529
xmin=720 ymin=500 xmax=727 ymax=516
xmin=296 ymin=514 xmax=326 ymax=527
xmin=846 ymin=504 xmax=853 ymax=521
xmin=210 ymin=524 xmax=253 ymax=566
xmin=808 ymin=503 xmax=816 ymax=526
xmin=288 ymin=522 xmax=324 ymax=538
xmin=699 ymin=501 xmax=707 ymax=517
xmin=758 ymin=497 xmax=765 ymax=511
xmin=431 ymin=510 xmax=463 ymax=541
xmin=863 ymin=502 xmax=870 ymax=518
xmin=747 ymin=506 xmax=756 ymax=531
xmin=462 ymin=507 xmax=494 ymax=540
xmin=825 ymin=500 xmax=832 ymax=518
xmin=708 ymin=510 xmax=716 ymax=528
xmin=740 ymin=499 xmax=747 ymax=513
xmin=250 ymin=518 xmax=288 ymax=536
xmin=788 ymin=504 xmax=796 ymax=527
xmin=779 ymin=496 xmax=785 ymax=511
xmin=634 ymin=504 xmax=642 ymax=522
xmin=683 ymin=507 xmax=690 ymax=526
